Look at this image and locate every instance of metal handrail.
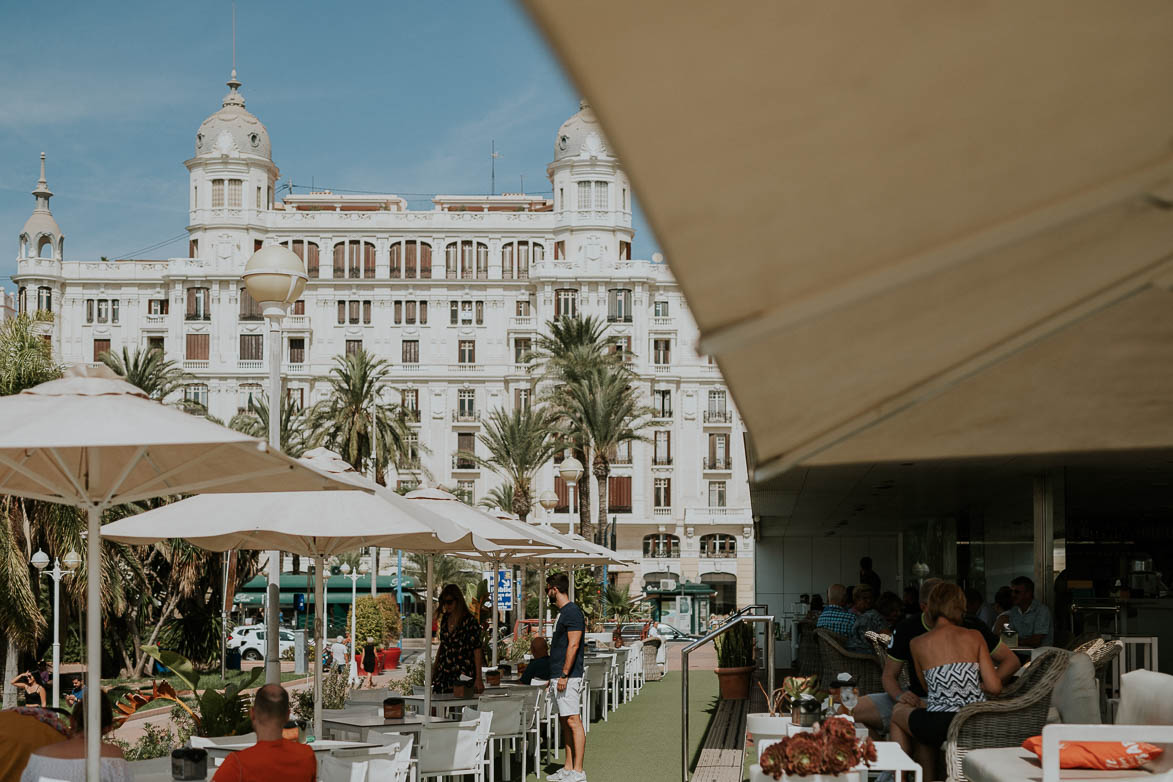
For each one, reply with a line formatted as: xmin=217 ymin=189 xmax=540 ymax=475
xmin=680 ymin=605 xmax=774 ymax=782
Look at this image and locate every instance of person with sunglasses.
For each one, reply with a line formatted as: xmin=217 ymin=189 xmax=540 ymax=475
xmin=431 ymin=584 xmax=485 ymax=694
xmin=546 ymin=573 xmax=587 ymax=782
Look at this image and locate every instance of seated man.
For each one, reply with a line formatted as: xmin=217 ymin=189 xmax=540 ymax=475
xmin=847 ymin=589 xmax=902 ymax=653
xmin=522 ymin=636 xmax=553 ymax=684
xmin=1009 ymin=575 xmax=1053 ymax=647
xmin=854 ymin=578 xmax=1021 ymax=739
xmin=212 ymin=684 xmax=315 ymax=782
xmin=815 ymin=583 xmax=856 ymax=637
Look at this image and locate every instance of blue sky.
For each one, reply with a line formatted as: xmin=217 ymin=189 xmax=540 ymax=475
xmin=0 ymin=0 xmax=660 ymax=278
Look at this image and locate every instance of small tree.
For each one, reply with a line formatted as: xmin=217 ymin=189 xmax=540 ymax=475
xmin=373 ymin=594 xmax=402 ymax=642
xmin=346 ymin=595 xmax=390 ymax=645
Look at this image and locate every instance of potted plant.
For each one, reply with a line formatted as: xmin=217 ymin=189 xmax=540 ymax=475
xmin=714 ymin=621 xmax=755 ymax=699
xmin=757 ymin=716 xmax=876 ymax=781
xmin=746 ymin=681 xmax=798 ymax=763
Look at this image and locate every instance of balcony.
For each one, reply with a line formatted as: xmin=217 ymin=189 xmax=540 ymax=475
xmin=237 ymin=360 xmax=264 ymax=371
xmin=509 ymin=316 xmax=535 ymax=330
xmin=185 ymin=313 xmax=211 ymax=322
xmin=703 ymin=457 xmax=733 ymax=471
xmin=238 ymin=314 xmax=263 ymax=322
xmin=653 ymin=364 xmax=672 ymax=374
xmin=451 ymin=410 xmax=480 ymax=424
xmin=651 ymin=316 xmax=675 ymax=329
xmin=652 ymin=456 xmax=673 ymax=467
xmin=285 ymin=315 xmax=310 ymax=329
xmin=286 ymin=363 xmax=306 ymax=374
xmin=183 ymin=360 xmax=209 ymax=370
xmin=652 ymin=409 xmax=673 ymax=421
xmin=684 ymin=506 xmax=752 ymax=524
xmin=607 ymin=315 xmax=633 ymax=324
xmin=397 ymin=459 xmax=422 ymax=472
xmin=399 ymin=363 xmax=424 ymax=372
xmin=451 ymin=455 xmax=479 ymax=471
xmin=704 ymin=409 xmax=733 ymax=424
xmin=143 ymin=315 xmax=167 ymax=329
xmin=403 ymin=409 xmax=421 ymax=423
xmin=452 ymin=364 xmax=485 ymax=373
xmin=652 ymin=507 xmax=673 ymax=517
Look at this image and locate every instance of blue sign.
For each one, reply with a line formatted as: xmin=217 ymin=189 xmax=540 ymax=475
xmin=494 ymin=570 xmax=513 ymax=611
xmin=294 ymin=593 xmax=306 ymax=612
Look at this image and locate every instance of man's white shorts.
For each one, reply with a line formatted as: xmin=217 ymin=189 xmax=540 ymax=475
xmin=549 ymin=677 xmax=584 ymax=717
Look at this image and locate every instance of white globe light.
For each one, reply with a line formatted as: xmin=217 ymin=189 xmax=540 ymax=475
xmin=31 ymin=549 xmax=49 ymax=570
xmin=63 ymin=550 xmax=81 ymax=571
xmin=559 ymin=456 xmax=584 ymax=484
xmin=242 ymin=245 xmax=307 ymax=314
xmin=340 ymin=562 xmax=351 ymax=574
xmin=538 ymin=490 xmax=559 ymax=511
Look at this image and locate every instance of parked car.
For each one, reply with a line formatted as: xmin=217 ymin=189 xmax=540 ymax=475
xmin=651 ymin=623 xmax=700 ymax=642
xmin=237 ymin=629 xmax=296 ymax=661
xmin=226 ymin=625 xmax=263 ymax=651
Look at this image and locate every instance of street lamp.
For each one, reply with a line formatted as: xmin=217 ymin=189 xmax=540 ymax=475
xmin=538 ymin=489 xmax=558 ymax=523
xmin=537 ymin=490 xmax=559 ymax=633
xmin=340 ymin=561 xmax=367 ymax=684
xmin=32 ymin=548 xmax=80 ymax=708
xmin=558 ymin=456 xmax=584 ymax=535
xmin=243 ymin=243 xmax=308 ymax=685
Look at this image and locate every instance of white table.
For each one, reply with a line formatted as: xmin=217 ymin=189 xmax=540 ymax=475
xmin=323 ymin=708 xmax=458 ymax=740
xmin=749 ymin=740 xmax=922 ymax=782
xmin=129 ymin=739 xmax=384 ymax=781
xmin=400 ymin=691 xmax=482 ymax=716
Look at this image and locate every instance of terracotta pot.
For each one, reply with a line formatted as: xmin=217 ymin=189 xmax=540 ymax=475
xmin=383 ymin=648 xmax=401 ymax=670
xmin=714 ymin=665 xmax=755 ymax=700
xmin=486 ymin=670 xmax=502 ymax=686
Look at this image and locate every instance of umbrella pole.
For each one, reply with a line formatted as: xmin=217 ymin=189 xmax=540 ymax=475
xmin=491 ymin=559 xmax=499 ymax=668
xmin=85 ymin=502 xmax=101 ymax=782
xmin=313 ymin=554 xmax=325 ymax=740
xmin=424 ymin=554 xmax=434 ymax=720
xmin=540 ymin=562 xmax=547 ymax=637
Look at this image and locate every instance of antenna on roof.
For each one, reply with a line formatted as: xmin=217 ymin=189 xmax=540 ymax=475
xmin=520 ymin=174 xmax=525 ymax=195
xmin=231 ymin=2 xmax=237 ymax=77
xmin=490 ymin=140 xmax=503 ymax=196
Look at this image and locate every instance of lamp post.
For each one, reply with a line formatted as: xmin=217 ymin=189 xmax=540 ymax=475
xmin=340 ymin=562 xmax=367 ymax=685
xmin=243 ymin=244 xmax=308 ymax=685
xmin=538 ymin=490 xmax=558 ymax=633
xmin=31 ymin=548 xmax=80 ymax=709
xmin=558 ymin=457 xmax=583 ymax=602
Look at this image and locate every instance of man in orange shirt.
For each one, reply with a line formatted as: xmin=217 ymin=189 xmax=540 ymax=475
xmin=212 ymin=684 xmax=316 ymax=781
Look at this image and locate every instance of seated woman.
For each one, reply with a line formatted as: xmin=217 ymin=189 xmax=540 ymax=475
xmin=20 ymin=691 xmax=131 ymax=781
xmin=890 ymin=582 xmax=1001 ymax=781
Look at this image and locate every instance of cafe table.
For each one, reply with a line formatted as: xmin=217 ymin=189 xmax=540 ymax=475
xmin=400 ymin=690 xmax=483 ymax=716
xmin=127 ymin=738 xmax=384 ymax=781
xmin=748 ymin=740 xmax=922 ymax=782
xmin=322 ymin=707 xmax=458 ymax=741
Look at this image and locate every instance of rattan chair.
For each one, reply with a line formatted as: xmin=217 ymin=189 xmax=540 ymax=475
xmin=1087 ymin=638 xmax=1122 ymax=673
xmin=943 ymin=648 xmax=1071 ymax=782
xmin=795 ymin=619 xmax=820 ymax=677
xmin=815 ymin=628 xmax=883 ymax=695
xmin=863 ymin=630 xmax=910 ymax=692
xmin=997 ymin=644 xmax=1066 ymax=699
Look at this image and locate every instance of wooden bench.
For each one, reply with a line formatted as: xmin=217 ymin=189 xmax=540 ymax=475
xmin=692 ymin=697 xmax=748 ymax=782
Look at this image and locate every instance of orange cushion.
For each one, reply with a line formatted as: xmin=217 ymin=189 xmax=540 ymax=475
xmin=1022 ymin=735 xmax=1164 ymax=770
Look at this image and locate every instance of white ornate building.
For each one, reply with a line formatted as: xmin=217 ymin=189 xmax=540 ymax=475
xmin=12 ymin=72 xmax=754 ymax=609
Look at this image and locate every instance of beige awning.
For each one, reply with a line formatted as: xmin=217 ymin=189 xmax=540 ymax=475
xmin=522 ymin=1 xmax=1173 ymax=479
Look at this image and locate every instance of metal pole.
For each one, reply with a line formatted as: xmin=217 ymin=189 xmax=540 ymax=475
xmin=370 ymin=546 xmax=378 ymax=598
xmin=682 ymin=645 xmax=690 ymax=782
xmin=424 ymin=555 xmax=434 ymax=719
xmin=491 ymin=560 xmax=500 ymax=667
xmin=265 ymin=311 xmax=285 ymax=685
xmin=312 ymin=555 xmax=325 ymax=740
xmin=349 ymin=574 xmax=357 ymax=674
xmin=221 ymin=555 xmax=228 ymax=681
xmin=85 ymin=502 xmax=101 ymax=782
xmin=50 ymin=561 xmax=61 ymax=710
xmin=396 ymin=549 xmax=404 ymax=649
xmin=540 ymin=562 xmax=547 ymax=637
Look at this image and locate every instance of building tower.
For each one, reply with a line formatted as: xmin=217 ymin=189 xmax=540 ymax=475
xmin=547 ymin=100 xmax=635 ymax=273
xmin=14 ymin=154 xmax=64 ymax=342
xmin=185 ymin=70 xmax=279 ymax=269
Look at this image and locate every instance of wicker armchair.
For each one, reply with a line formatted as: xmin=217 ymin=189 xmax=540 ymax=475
xmin=795 ymin=619 xmax=820 ymax=677
xmin=998 ymin=644 xmax=1066 ymax=699
xmin=1087 ymin=638 xmax=1122 ymax=674
xmin=943 ymin=648 xmax=1071 ymax=782
xmin=815 ymin=628 xmax=883 ymax=695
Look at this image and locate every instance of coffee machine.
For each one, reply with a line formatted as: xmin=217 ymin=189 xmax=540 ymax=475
xmin=1127 ymin=554 xmax=1169 ymax=598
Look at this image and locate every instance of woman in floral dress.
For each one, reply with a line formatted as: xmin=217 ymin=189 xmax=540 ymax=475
xmin=431 ymin=584 xmax=485 ymax=694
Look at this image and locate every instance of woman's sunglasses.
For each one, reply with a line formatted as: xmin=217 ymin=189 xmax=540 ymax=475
xmin=442 ymin=598 xmax=455 ymax=606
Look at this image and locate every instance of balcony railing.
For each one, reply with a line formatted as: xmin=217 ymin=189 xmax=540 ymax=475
xmin=238 ymin=314 xmax=264 ymax=322
xmin=509 ymin=316 xmax=535 ymax=329
xmin=652 ymin=409 xmax=673 ymax=420
xmin=704 ymin=410 xmax=732 ymax=423
xmin=451 ymin=410 xmax=480 ymax=423
xmin=183 ymin=360 xmax=209 ymax=370
xmin=397 ymin=459 xmax=422 ymax=472
xmin=653 ymin=364 xmax=672 ymax=373
xmin=607 ymin=315 xmax=633 ymax=323
xmin=684 ymin=506 xmax=752 ymax=522
xmin=453 ymin=364 xmax=484 ymax=372
xmin=699 ymin=549 xmax=737 ymax=559
xmin=652 ymin=316 xmax=675 ymax=329
xmin=185 ymin=313 xmax=211 ymax=321
xmin=400 ymin=363 xmax=423 ymax=371
xmin=653 ymin=507 xmax=673 ymax=516
xmin=642 ymin=549 xmax=680 ymax=559
xmin=451 ymin=455 xmax=478 ymax=471
xmin=144 ymin=314 xmax=167 ymax=327
xmin=237 ymin=360 xmax=264 ymax=370
xmin=653 ymin=456 xmax=674 ymax=466
xmin=403 ymin=409 xmax=421 ymax=423
xmin=286 ymin=362 xmax=306 ymax=373
xmin=286 ymin=315 xmax=309 ymax=329
xmin=610 ymin=455 xmax=633 ymax=465
xmin=703 ymin=457 xmax=732 ymax=470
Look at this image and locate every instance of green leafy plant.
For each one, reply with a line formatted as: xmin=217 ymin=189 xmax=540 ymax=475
xmin=113 ymin=719 xmax=192 ymax=761
xmin=374 ymin=594 xmax=403 ymax=642
xmin=714 ymin=621 xmax=755 ymax=668
xmin=402 ymin=613 xmax=425 ymax=638
xmin=388 ymin=657 xmax=428 ymax=695
xmin=503 ymin=634 xmax=532 ymax=663
xmin=346 ymin=595 xmax=392 ymax=645
xmin=290 ymin=669 xmax=353 ymax=725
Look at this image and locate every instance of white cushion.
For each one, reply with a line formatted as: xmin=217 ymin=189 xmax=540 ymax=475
xmin=964 ymin=746 xmax=1173 ymax=782
xmin=1048 ymin=651 xmax=1101 ymax=725
xmin=1118 ymin=670 xmax=1173 ymax=726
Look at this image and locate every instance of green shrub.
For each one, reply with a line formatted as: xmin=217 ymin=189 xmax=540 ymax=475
xmin=714 ymin=622 xmax=755 ymax=668
xmin=113 ymin=719 xmax=191 ymax=761
xmin=388 ymin=658 xmax=427 ymax=696
xmin=346 ymin=595 xmax=392 ymax=646
xmin=291 ymin=670 xmax=354 ymax=725
xmin=374 ymin=594 xmax=402 ymax=642
xmin=402 ymin=613 xmax=425 ymax=638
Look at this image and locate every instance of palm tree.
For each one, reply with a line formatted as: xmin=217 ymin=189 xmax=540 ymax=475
xmin=531 ymin=316 xmax=621 ymax=540
xmin=557 ymin=367 xmax=651 ymax=544
xmin=465 ymin=406 xmax=561 ymax=522
xmin=99 ymin=345 xmax=188 ymax=401
xmin=478 ymin=482 xmax=517 ymax=515
xmin=229 ymin=394 xmax=315 ymax=458
xmin=307 ymin=350 xmax=415 ymax=484
xmin=405 ymin=553 xmax=479 ymax=597
xmin=0 ymin=314 xmax=60 ymax=395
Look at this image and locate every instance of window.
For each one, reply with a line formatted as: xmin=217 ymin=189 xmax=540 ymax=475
xmin=707 ymin=433 xmax=730 ymax=469
xmin=288 ymin=337 xmax=305 ymax=364
xmin=706 ymin=390 xmax=730 ymax=422
xmin=189 ymin=239 xmax=198 ymax=258
xmin=398 ymin=478 xmax=420 ymax=491
xmin=700 ymin=534 xmax=737 ymax=558
xmin=622 ymin=187 xmax=628 ymax=210
xmin=653 ymin=390 xmax=672 ymax=418
xmin=608 ymin=476 xmax=632 ymax=513
xmin=333 ymin=241 xmax=375 ymax=279
xmin=458 ymin=340 xmax=475 ymax=364
xmin=514 ymin=337 xmax=532 ymax=364
xmin=237 ymin=383 xmax=263 ymax=413
xmin=577 ymin=181 xmax=591 ymax=209
xmin=363 ymin=301 xmax=372 ymax=324
xmin=283 ymin=240 xmax=320 ymax=278
xmin=455 ymin=479 xmax=475 ymax=505
xmin=553 ymin=476 xmax=570 ymax=512
xmin=405 ymin=301 xmax=417 ymax=325
xmin=444 ymin=241 xmax=487 ymax=279
xmin=147 ymin=336 xmax=164 ymax=353
xmin=554 ymin=289 xmax=577 ymax=319
xmin=610 ymin=336 xmax=632 ymax=361
xmin=227 ymin=179 xmax=242 ymax=208
xmin=643 ymin=533 xmax=678 ymax=557
xmin=239 ymin=288 xmax=263 ymax=320
xmin=85 ymin=300 xmax=94 ymax=323
xmin=461 ymin=301 xmax=473 ymax=325
xmin=475 ymin=301 xmax=483 ymax=325
xmin=653 ymin=478 xmax=671 ymax=509
xmin=619 ymin=241 xmax=632 ymax=260
xmin=653 ymin=339 xmax=672 ymax=365
xmin=420 ymin=301 xmax=428 ymax=324
xmin=456 ymin=433 xmax=476 ymax=469
xmin=95 ymin=300 xmax=109 ymax=324
xmin=211 ymin=179 xmax=224 ymax=208
xmin=37 ymin=287 xmax=52 ymax=313
xmin=515 ymin=300 xmax=531 ymax=316
xmin=501 ymin=241 xmax=539 ymax=279
xmin=345 ymin=339 xmax=362 ymax=356
xmin=394 ymin=301 xmax=402 ymax=324
xmin=554 ymin=241 xmax=565 ymax=260
xmin=292 ymin=299 xmax=305 ymax=315
xmin=594 ymin=181 xmax=609 ymax=209
xmin=457 ymin=389 xmax=476 ymax=420
xmin=654 ymin=431 xmax=672 ymax=465
xmin=401 ymin=431 xmax=420 ymax=467
xmin=148 ymin=298 xmax=168 ymax=316
xmin=654 ymin=300 xmax=670 ymax=318
xmin=349 ymin=301 xmax=360 ymax=324
xmin=185 ymin=333 xmax=209 ymax=361
xmin=256 ymin=186 xmax=263 ymax=209
xmin=390 ymin=243 xmax=401 ymax=278
xmin=402 ymin=340 xmax=419 ymax=364
xmin=708 ymin=481 xmax=728 ymax=508
xmin=513 ymin=387 xmax=531 ymax=411
xmin=337 ymin=301 xmax=346 ymax=325
xmin=609 ymin=440 xmax=632 ymax=464
xmin=576 ymin=181 xmax=609 ymax=210
xmin=16 ymin=287 xmax=25 ymax=314
xmin=450 ymin=302 xmax=459 ymax=325
xmin=184 ymin=384 xmax=209 ymax=408
xmin=186 ymin=287 xmax=210 ymax=320
xmin=401 ymin=389 xmax=420 ymax=420
xmin=239 ymin=334 xmax=263 ymax=361
xmin=392 ymin=241 xmax=431 ymax=279
xmin=92 ymin=339 xmax=111 ymax=362
xmin=111 ymin=300 xmax=119 ymax=322
xmin=286 ymin=387 xmax=305 ymax=409
xmin=608 ymin=289 xmax=633 ymax=322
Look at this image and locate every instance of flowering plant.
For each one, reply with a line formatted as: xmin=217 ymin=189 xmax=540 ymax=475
xmin=758 ymin=717 xmax=877 ymax=779
xmin=758 ymin=675 xmax=821 ymax=717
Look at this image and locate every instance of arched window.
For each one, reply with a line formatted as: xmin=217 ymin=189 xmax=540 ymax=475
xmin=37 ymin=236 xmax=53 ymax=259
xmin=390 ymin=242 xmax=401 ymax=279
xmin=501 ymin=241 xmax=541 ymax=280
xmin=36 ymin=287 xmax=53 ymax=313
xmin=237 ymin=383 xmax=263 ymax=414
xmin=184 ymin=383 xmax=209 ymax=409
xmin=700 ymin=572 xmax=737 ymax=615
xmin=282 ymin=240 xmax=320 ymax=278
xmin=332 ymin=241 xmax=374 ymax=279
xmin=643 ymin=534 xmax=680 ymax=558
xmin=18 ymin=235 xmax=28 ymax=258
xmin=699 ymin=534 xmax=737 ymax=558
xmin=445 ymin=241 xmax=487 ymax=280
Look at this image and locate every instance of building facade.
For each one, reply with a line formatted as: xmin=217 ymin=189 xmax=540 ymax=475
xmin=12 ymin=73 xmax=754 ymax=608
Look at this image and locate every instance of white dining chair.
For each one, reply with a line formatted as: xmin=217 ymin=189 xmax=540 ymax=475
xmin=417 ymin=712 xmax=493 ymax=782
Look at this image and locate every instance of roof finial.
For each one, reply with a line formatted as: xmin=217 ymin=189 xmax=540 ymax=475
xmin=223 ymin=2 xmax=244 ymax=107
xmin=38 ymin=152 xmax=46 ymax=186
xmin=32 ymin=152 xmax=53 ymax=211
xmin=232 ymin=2 xmax=236 ymax=74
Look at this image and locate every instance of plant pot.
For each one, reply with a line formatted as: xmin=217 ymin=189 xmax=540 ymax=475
xmin=791 ymin=702 xmax=822 ymax=727
xmin=714 ymin=665 xmax=755 ymax=700
xmin=745 ymin=713 xmax=790 ymax=761
xmin=383 ymin=648 xmax=401 ymax=670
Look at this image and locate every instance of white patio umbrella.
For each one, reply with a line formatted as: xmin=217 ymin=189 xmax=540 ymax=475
xmin=0 ymin=365 xmax=359 ymax=778
xmin=101 ymin=448 xmax=501 ymax=737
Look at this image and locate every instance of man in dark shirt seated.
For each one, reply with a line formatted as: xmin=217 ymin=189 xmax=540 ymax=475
xmin=854 ymin=577 xmax=1021 ymax=738
xmin=521 ymin=636 xmax=552 ymax=684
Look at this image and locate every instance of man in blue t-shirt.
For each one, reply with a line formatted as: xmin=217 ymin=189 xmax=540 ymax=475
xmin=546 ymin=573 xmax=586 ymax=782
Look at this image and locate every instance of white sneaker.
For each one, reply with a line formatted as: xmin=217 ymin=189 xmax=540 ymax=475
xmin=569 ymin=772 xmax=587 ymax=782
xmin=547 ymin=770 xmax=571 ymax=781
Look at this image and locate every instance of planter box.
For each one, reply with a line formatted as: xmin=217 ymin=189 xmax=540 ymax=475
xmin=746 ymin=713 xmax=790 ymax=761
xmin=714 ymin=664 xmax=755 ymax=699
xmin=749 ymin=767 xmax=862 ymax=782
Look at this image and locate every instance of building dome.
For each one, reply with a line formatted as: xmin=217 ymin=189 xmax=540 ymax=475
xmin=194 ymin=71 xmax=272 ymax=161
xmin=553 ymin=99 xmax=612 ymax=162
